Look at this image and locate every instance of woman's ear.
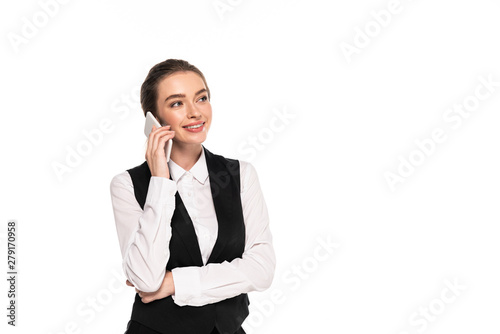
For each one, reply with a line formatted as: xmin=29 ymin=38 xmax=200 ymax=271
xmin=155 ymin=113 xmax=170 ymax=127
xmin=155 ymin=116 xmax=165 ymax=126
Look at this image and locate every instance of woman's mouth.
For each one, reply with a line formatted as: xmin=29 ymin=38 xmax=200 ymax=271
xmin=182 ymin=121 xmax=205 ymax=132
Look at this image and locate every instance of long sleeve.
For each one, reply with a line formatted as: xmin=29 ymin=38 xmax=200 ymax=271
xmin=110 ymin=172 xmax=177 ymax=293
xmin=171 ymin=161 xmax=276 ymax=306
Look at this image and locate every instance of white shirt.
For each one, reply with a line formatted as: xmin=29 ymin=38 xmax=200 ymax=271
xmin=110 ymin=148 xmax=275 ymax=306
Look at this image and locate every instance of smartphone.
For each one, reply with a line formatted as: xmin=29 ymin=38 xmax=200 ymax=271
xmin=144 ymin=111 xmax=173 ymax=162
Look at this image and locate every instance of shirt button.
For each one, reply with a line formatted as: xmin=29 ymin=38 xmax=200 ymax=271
xmin=188 ymin=192 xmax=192 ymax=197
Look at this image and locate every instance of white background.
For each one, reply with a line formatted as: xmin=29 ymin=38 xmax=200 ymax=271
xmin=1 ymin=0 xmax=500 ymax=333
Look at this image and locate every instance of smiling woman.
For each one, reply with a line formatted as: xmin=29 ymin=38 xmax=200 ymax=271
xmin=109 ymin=59 xmax=276 ymax=334
xmin=154 ymin=71 xmax=212 ymax=164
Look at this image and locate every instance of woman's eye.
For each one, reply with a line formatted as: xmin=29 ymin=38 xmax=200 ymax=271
xmin=170 ymin=101 xmax=182 ymax=108
xmin=198 ymin=95 xmax=208 ymax=102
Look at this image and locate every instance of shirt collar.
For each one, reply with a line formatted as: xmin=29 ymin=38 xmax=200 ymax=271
xmin=167 ymin=148 xmax=209 ymax=185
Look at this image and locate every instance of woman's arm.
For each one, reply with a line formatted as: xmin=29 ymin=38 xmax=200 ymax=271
xmin=110 ymin=172 xmax=177 ymax=293
xmin=171 ymin=161 xmax=276 ymax=306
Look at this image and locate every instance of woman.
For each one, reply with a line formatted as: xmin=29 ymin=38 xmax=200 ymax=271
xmin=110 ymin=59 xmax=276 ymax=334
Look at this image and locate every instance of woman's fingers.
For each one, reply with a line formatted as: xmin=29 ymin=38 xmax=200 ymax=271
xmin=145 ymin=125 xmax=175 ymax=177
xmin=147 ymin=125 xmax=167 ymax=157
xmin=134 ymin=288 xmax=154 ymax=303
xmin=147 ymin=126 xmax=173 ymax=157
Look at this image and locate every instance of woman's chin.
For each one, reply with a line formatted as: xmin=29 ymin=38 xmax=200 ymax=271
xmin=173 ymin=137 xmax=207 ymax=146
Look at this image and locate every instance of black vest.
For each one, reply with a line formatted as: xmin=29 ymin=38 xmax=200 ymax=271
xmin=126 ymin=146 xmax=249 ymax=334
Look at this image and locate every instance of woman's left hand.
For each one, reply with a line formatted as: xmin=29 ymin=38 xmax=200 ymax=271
xmin=126 ymin=271 xmax=175 ymax=304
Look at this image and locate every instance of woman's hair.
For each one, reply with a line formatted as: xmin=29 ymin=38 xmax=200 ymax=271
xmin=140 ymin=59 xmax=210 ymax=120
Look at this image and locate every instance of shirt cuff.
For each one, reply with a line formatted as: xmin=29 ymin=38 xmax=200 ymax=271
xmin=171 ymin=267 xmax=202 ymax=306
xmin=145 ymin=176 xmax=177 ymax=204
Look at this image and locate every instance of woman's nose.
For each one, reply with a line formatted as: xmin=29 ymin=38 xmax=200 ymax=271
xmin=186 ymin=102 xmax=201 ymax=117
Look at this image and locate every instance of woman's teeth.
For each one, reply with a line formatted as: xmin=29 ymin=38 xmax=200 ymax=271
xmin=185 ymin=123 xmax=203 ymax=129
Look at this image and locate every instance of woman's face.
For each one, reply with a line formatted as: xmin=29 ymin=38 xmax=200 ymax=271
xmin=155 ymin=71 xmax=212 ymax=146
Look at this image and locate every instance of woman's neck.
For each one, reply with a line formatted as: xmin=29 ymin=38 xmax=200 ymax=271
xmin=169 ymin=142 xmax=203 ymax=171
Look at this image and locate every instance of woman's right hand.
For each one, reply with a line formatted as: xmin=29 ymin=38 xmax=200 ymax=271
xmin=145 ymin=125 xmax=175 ymax=179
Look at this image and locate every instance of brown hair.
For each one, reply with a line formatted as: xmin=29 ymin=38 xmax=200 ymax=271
xmin=140 ymin=59 xmax=210 ymax=121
